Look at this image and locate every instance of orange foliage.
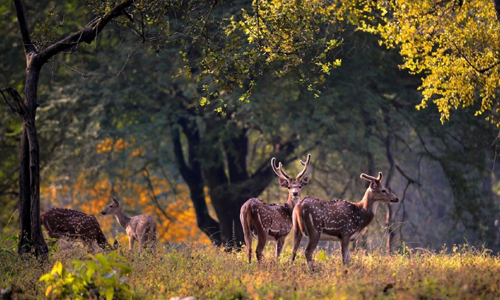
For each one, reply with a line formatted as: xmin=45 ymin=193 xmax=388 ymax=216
xmin=41 ymin=137 xmax=212 ymax=246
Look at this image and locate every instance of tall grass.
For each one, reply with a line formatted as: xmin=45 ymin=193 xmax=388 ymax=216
xmin=1 ymin=237 xmax=499 ymax=299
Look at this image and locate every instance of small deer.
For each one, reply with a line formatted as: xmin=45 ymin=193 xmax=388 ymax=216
xmin=291 ymin=172 xmax=398 ymax=270
xmin=100 ymin=197 xmax=158 ymax=252
xmin=239 ymin=154 xmax=311 ymax=263
xmin=41 ymin=208 xmax=116 ymax=251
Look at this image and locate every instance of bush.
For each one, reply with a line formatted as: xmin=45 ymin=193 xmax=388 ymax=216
xmin=39 ymin=251 xmax=132 ymax=300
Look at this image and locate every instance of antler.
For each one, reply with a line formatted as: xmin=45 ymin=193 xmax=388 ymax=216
xmin=296 ymin=153 xmax=312 ymax=181
xmin=360 ymin=172 xmax=383 ymax=182
xmin=271 ymin=157 xmax=292 ymax=182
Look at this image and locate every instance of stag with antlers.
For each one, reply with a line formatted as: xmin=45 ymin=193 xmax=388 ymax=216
xmin=291 ymin=172 xmax=398 ymax=270
xmin=240 ymin=154 xmax=311 ymax=263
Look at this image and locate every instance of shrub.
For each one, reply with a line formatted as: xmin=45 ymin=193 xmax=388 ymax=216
xmin=39 ymin=251 xmax=132 ymax=300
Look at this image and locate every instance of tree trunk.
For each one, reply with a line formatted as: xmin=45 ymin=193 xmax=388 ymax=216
xmin=171 ymin=122 xmax=222 ymax=245
xmin=18 ymin=130 xmax=32 ymax=255
xmin=18 ymin=59 xmax=48 ymax=258
xmin=10 ymin=0 xmax=135 ymax=258
xmin=171 ymin=109 xmax=298 ymax=247
xmin=384 ymin=117 xmax=396 ymax=252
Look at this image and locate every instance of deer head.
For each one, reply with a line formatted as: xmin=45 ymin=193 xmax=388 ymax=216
xmin=360 ymin=172 xmax=399 ymax=203
xmin=271 ymin=153 xmax=311 ymax=206
xmin=100 ymin=197 xmax=122 ymax=216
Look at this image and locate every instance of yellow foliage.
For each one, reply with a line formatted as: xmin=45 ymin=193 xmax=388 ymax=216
xmin=358 ymin=0 xmax=500 ymax=124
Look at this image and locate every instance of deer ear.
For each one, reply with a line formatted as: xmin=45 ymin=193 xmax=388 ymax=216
xmin=300 ymin=177 xmax=309 ymax=186
xmin=112 ymin=197 xmax=119 ymax=204
xmin=278 ymin=178 xmax=289 ymax=188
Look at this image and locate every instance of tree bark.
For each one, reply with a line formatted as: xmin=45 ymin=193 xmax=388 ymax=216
xmin=171 ymin=120 xmax=222 ymax=245
xmin=384 ymin=129 xmax=396 ymax=252
xmin=171 ymin=108 xmax=299 ymax=247
xmin=18 ymin=130 xmax=32 ymax=255
xmin=10 ymin=0 xmax=135 ymax=258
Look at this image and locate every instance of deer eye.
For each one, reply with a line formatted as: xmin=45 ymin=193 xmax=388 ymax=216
xmin=382 ymin=190 xmax=387 ymax=194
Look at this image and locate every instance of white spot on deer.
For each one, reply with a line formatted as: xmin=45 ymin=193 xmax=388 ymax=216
xmin=291 ymin=172 xmax=399 ymax=271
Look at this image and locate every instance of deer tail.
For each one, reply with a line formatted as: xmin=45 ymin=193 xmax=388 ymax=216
xmin=240 ymin=199 xmax=254 ymax=246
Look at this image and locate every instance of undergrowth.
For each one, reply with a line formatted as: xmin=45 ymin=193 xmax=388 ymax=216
xmin=1 ymin=235 xmax=499 ymax=299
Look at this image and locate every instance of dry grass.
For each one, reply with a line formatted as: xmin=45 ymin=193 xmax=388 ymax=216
xmin=1 ymin=240 xmax=499 ymax=299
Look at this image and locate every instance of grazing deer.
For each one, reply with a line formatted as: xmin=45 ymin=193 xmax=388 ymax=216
xmin=291 ymin=172 xmax=398 ymax=271
xmin=100 ymin=197 xmax=158 ymax=252
xmin=41 ymin=208 xmax=116 ymax=251
xmin=240 ymin=154 xmax=311 ymax=263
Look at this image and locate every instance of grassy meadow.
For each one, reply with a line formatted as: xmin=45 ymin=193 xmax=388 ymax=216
xmin=1 ymin=239 xmax=500 ymax=300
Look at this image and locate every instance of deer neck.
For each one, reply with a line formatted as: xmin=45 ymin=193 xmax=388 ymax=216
xmin=283 ymin=197 xmax=296 ymax=216
xmin=114 ymin=208 xmax=132 ymax=230
xmin=355 ymin=189 xmax=379 ymax=228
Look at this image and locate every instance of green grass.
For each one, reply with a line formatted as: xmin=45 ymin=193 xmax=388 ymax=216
xmin=1 ymin=239 xmax=499 ymax=299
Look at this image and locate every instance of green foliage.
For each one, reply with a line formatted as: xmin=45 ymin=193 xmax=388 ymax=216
xmin=0 ymin=233 xmax=18 ymax=258
xmin=0 ymin=211 xmax=18 ymax=257
xmin=39 ymin=251 xmax=133 ymax=300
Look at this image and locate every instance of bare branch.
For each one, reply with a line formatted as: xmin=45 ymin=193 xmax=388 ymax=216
xmin=13 ymin=0 xmax=36 ymax=55
xmin=39 ymin=0 xmax=134 ymax=65
xmin=0 ymin=89 xmax=18 ymax=114
xmin=450 ymin=40 xmax=500 ymax=74
xmin=0 ymin=87 xmax=28 ymax=116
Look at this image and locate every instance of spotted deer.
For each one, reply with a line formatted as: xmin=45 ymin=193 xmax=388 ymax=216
xmin=291 ymin=172 xmax=398 ymax=270
xmin=100 ymin=197 xmax=158 ymax=252
xmin=240 ymin=154 xmax=311 ymax=263
xmin=41 ymin=208 xmax=116 ymax=251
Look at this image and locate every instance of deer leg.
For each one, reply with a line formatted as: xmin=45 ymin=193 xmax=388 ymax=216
xmin=341 ymin=235 xmax=351 ymax=265
xmin=128 ymin=233 xmax=135 ymax=251
xmin=304 ymin=230 xmax=321 ymax=272
xmin=290 ymin=228 xmax=303 ymax=263
xmin=255 ymin=225 xmax=267 ymax=262
xmin=275 ymin=237 xmax=285 ymax=258
xmin=244 ymin=231 xmax=253 ymax=264
xmin=148 ymin=230 xmax=157 ymax=253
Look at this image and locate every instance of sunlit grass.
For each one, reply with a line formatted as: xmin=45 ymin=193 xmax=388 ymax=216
xmin=1 ymin=238 xmax=499 ymax=299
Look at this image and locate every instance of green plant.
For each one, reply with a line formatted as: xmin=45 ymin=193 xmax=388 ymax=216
xmin=39 ymin=251 xmax=133 ymax=300
xmin=1 ymin=210 xmax=18 ymax=256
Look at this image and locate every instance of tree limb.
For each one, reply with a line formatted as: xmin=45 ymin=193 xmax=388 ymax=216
xmin=39 ymin=0 xmax=134 ymax=65
xmin=0 ymin=87 xmax=28 ymax=116
xmin=13 ymin=0 xmax=36 ymax=56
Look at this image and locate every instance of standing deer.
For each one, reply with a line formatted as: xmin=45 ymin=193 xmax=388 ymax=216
xmin=41 ymin=208 xmax=116 ymax=251
xmin=291 ymin=172 xmax=398 ymax=271
xmin=100 ymin=197 xmax=158 ymax=252
xmin=240 ymin=154 xmax=311 ymax=263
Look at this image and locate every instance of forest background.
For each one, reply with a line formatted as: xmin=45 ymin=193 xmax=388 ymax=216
xmin=2 ymin=0 xmax=500 ymax=255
